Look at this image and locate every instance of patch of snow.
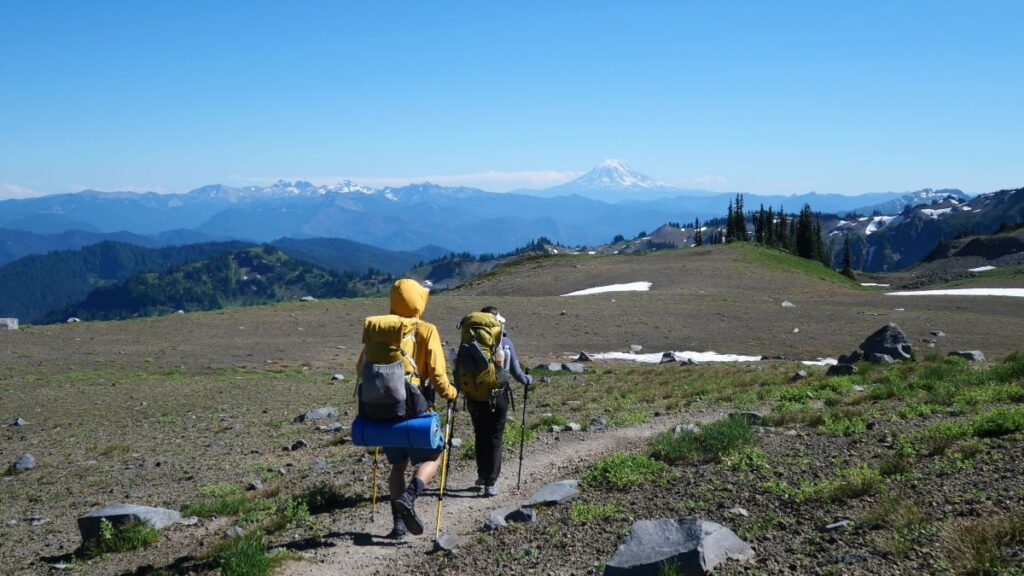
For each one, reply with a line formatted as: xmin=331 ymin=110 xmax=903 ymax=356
xmin=960 ymin=205 xmax=973 ymax=211
xmin=562 ymin=282 xmax=652 ymax=296
xmin=860 ymin=283 xmax=891 ymax=287
xmin=866 ymin=216 xmax=896 ymax=235
xmin=921 ymin=207 xmax=953 ymax=218
xmin=858 ymin=217 xmax=869 ymax=222
xmin=587 ymin=251 xmax=596 ymax=255
xmin=888 ymin=288 xmax=1024 ymax=298
xmin=968 ymin=265 xmax=996 ymax=272
xmin=802 ymin=358 xmax=839 ymax=366
xmin=590 ymin=351 xmax=762 ymax=363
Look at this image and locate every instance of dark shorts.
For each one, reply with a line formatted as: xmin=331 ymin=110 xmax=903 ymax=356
xmin=383 ymin=446 xmax=442 ymax=466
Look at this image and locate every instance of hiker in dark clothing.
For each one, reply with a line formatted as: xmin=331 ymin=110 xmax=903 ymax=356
xmin=466 ymin=305 xmax=532 ymax=497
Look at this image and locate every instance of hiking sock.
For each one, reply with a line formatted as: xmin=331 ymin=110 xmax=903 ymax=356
xmin=394 ymin=478 xmax=425 ymax=535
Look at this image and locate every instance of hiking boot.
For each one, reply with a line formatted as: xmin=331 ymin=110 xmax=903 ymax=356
xmin=474 ymin=477 xmax=485 ymax=488
xmin=484 ymin=484 xmax=499 ymax=498
xmin=386 ymin=503 xmax=408 ymax=539
xmin=394 ymin=481 xmax=425 ymax=536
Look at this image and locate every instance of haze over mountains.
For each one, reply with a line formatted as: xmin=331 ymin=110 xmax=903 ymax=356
xmin=0 ymin=161 xmax=974 ymax=255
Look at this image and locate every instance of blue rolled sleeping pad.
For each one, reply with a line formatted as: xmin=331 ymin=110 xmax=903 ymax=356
xmin=351 ymin=412 xmax=444 ymax=450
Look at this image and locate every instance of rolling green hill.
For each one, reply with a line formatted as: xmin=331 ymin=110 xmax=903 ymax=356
xmin=42 ymin=245 xmax=367 ymax=323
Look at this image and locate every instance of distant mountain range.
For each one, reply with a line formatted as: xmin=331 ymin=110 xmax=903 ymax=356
xmin=0 ymin=161 xmax=976 ymax=255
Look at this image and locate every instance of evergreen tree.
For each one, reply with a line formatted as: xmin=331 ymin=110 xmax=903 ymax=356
xmin=795 ymin=204 xmax=815 ymax=258
xmin=726 ymin=199 xmax=735 ymax=242
xmin=693 ymin=218 xmax=703 ymax=246
xmin=840 ymin=234 xmax=856 ymax=279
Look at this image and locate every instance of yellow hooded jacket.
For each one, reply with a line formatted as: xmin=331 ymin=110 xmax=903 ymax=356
xmin=357 ymin=279 xmax=457 ymax=401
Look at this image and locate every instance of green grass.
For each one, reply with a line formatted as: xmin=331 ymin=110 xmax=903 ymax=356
xmin=650 ymin=416 xmax=755 ymax=464
xmin=606 ymin=410 xmax=650 ymax=427
xmin=942 ymin=511 xmax=1024 ymax=575
xmin=735 ymin=243 xmax=863 ymax=287
xmin=84 ymin=518 xmax=159 ymax=557
xmin=181 ymin=492 xmax=276 ymax=519
xmin=818 ymin=464 xmax=886 ymax=502
xmin=971 ymin=406 xmax=1024 ymax=437
xmin=533 ymin=414 xmax=569 ymax=429
xmin=570 ymin=502 xmax=622 ymax=524
xmin=216 ymin=532 xmax=271 ymax=576
xmin=583 ymin=453 xmax=669 ymax=489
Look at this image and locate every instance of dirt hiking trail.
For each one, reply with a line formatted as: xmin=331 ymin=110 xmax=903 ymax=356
xmin=280 ymin=410 xmax=723 ymax=576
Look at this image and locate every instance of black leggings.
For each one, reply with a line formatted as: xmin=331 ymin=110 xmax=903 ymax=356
xmin=467 ymin=390 xmax=509 ymax=486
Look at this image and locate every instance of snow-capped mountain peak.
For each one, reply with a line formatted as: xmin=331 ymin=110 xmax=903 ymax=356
xmin=572 ymin=159 xmax=667 ymax=190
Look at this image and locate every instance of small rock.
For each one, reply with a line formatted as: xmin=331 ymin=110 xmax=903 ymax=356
xmin=433 ymin=532 xmax=470 ymax=554
xmin=674 ymin=424 xmax=700 ymax=436
xmin=837 ymin=553 xmax=866 ymax=565
xmin=295 ymin=407 xmax=339 ymax=422
xmin=485 ymin=507 xmax=538 ymax=530
xmin=559 ymin=310 xmax=568 ymax=316
xmin=247 ymin=480 xmax=263 ymax=491
xmin=660 ymin=352 xmax=681 ymax=364
xmin=922 ymin=338 xmax=936 ymax=344
xmin=827 ymin=364 xmax=858 ymax=376
xmin=289 ymin=439 xmax=309 ymax=451
xmin=867 ymin=353 xmax=895 ymax=364
xmin=791 ymin=370 xmax=809 ymax=381
xmin=785 ymin=429 xmax=798 ymax=436
xmin=316 ymin=422 xmax=346 ymax=433
xmin=563 ymin=362 xmax=586 ymax=374
xmin=27 ymin=516 xmax=50 ymax=526
xmin=9 ymin=417 xmax=27 ymax=427
xmin=931 ymin=331 xmax=946 ymax=337
xmin=728 ymin=507 xmax=749 ymax=518
xmin=10 ymin=453 xmax=37 ymax=472
xmin=451 ymin=437 xmax=463 ymax=448
xmin=299 ymin=296 xmax=317 ymax=302
xmin=565 ymin=422 xmax=582 ymax=432
xmin=175 ymin=309 xmax=185 ymax=314
xmin=823 ymin=519 xmax=853 ymax=531
xmin=226 ymin=526 xmax=245 ymax=539
xmin=781 ymin=300 xmax=795 ymax=308
xmin=761 ymin=354 xmax=785 ymax=360
xmin=629 ymin=344 xmax=643 ymax=353
xmin=792 ymin=327 xmax=800 ymax=334
xmin=77 ymin=504 xmax=186 ymax=544
xmin=859 ymin=323 xmax=913 ymax=360
xmin=852 ymin=385 xmax=866 ymax=392
xmin=679 ymin=358 xmax=700 ymax=366
xmin=312 ymin=458 xmax=329 ymax=472
xmin=589 ymin=417 xmax=606 ymax=431
xmin=949 ymin=350 xmax=985 ymax=362
xmin=604 ymin=518 xmax=754 ymax=576
xmin=576 ymin=352 xmax=594 ymax=362
xmin=536 ymin=363 xmax=563 ymax=372
xmin=331 ymin=373 xmax=345 ymax=381
xmin=728 ymin=412 xmax=764 ymax=426
xmin=66 ymin=317 xmax=81 ymax=323
xmin=550 ymin=425 xmax=562 ymax=433
xmin=277 ymin=468 xmax=287 ymax=476
xmin=522 ymin=480 xmax=579 ymax=506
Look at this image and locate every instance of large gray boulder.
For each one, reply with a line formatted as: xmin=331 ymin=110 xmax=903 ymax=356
xmin=77 ymin=504 xmax=190 ymax=544
xmin=563 ymin=362 xmax=586 ymax=374
xmin=522 ymin=479 xmax=579 ymax=506
xmin=10 ymin=453 xmax=37 ymax=472
xmin=858 ymin=323 xmax=913 ymax=361
xmin=604 ymin=518 xmax=754 ymax=576
xmin=295 ymin=407 xmax=339 ymax=422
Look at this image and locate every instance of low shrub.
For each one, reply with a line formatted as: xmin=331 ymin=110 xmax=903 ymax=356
xmin=570 ymin=502 xmax=622 ymax=524
xmin=650 ymin=416 xmax=754 ymax=464
xmin=941 ymin=511 xmax=1024 ymax=575
xmin=583 ymin=453 xmax=668 ymax=489
xmin=818 ymin=464 xmax=885 ymax=502
xmin=84 ymin=518 xmax=159 ymax=557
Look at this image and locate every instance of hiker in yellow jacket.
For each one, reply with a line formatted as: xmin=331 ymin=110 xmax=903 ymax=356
xmin=357 ymin=279 xmax=457 ymax=538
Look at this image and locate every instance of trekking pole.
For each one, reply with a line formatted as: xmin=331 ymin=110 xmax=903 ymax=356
xmin=370 ymin=447 xmax=380 ymax=521
xmin=516 ymin=372 xmax=530 ymax=493
xmin=434 ymin=400 xmax=456 ymax=540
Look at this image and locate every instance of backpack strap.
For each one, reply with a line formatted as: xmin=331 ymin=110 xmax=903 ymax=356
xmin=397 ymin=322 xmax=421 ymax=384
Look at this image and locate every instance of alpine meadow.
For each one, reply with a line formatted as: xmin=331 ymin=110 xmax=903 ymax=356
xmin=1 ymin=3 xmax=1023 ymax=576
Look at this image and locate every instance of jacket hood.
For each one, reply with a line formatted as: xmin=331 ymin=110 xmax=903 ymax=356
xmin=390 ymin=279 xmax=429 ymax=318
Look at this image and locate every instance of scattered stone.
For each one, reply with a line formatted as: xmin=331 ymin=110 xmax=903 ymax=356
xmin=563 ymin=362 xmax=586 ymax=373
xmin=589 ymin=417 xmax=607 ymax=431
xmin=852 ymin=385 xmax=866 ymax=392
xmin=792 ymin=327 xmax=800 ymax=334
xmin=728 ymin=507 xmax=749 ymax=518
xmin=867 ymin=353 xmax=895 ymax=364
xmin=451 ymin=437 xmax=463 ymax=448
xmin=679 ymin=358 xmax=700 ymax=366
xmin=77 ymin=504 xmax=187 ymax=544
xmin=433 ymin=532 xmax=471 ymax=555
xmin=175 ymin=309 xmax=185 ymax=314
xmin=660 ymin=352 xmax=680 ymax=364
xmin=559 ymin=310 xmax=567 ymax=316
xmin=299 ymin=296 xmax=317 ymax=302
xmin=485 ymin=506 xmax=537 ymax=529
xmin=827 ymin=364 xmax=858 ymax=376
xmin=949 ymin=350 xmax=986 ymax=362
xmin=629 ymin=344 xmax=643 ymax=353
xmin=247 ymin=480 xmax=263 ymax=491
xmin=331 ymin=373 xmax=345 ymax=381
xmin=603 ymin=518 xmax=754 ymax=576
xmin=565 ymin=422 xmax=582 ymax=432
xmin=761 ymin=354 xmax=785 ymax=360
xmin=27 ymin=516 xmax=50 ymax=526
xmin=10 ymin=453 xmax=37 ymax=472
xmin=312 ymin=458 xmax=329 ymax=472
xmin=576 ymin=352 xmax=594 ymax=362
xmin=226 ymin=526 xmax=244 ymax=539
xmin=728 ymin=412 xmax=764 ymax=426
xmin=838 ymin=349 xmax=863 ymax=365
xmin=316 ymin=422 xmax=345 ymax=433
xmin=859 ymin=323 xmax=913 ymax=360
xmin=295 ymin=406 xmax=339 ymax=422
xmin=837 ymin=552 xmax=866 ymax=565
xmin=522 ymin=480 xmax=579 ymax=506
xmin=781 ymin=300 xmax=795 ymax=308
xmin=536 ymin=363 xmax=563 ymax=372
xmin=550 ymin=425 xmax=562 ymax=433
xmin=9 ymin=417 xmax=27 ymax=427
xmin=784 ymin=429 xmax=798 ymax=436
xmin=823 ymin=519 xmax=853 ymax=531
xmin=931 ymin=331 xmax=946 ymax=337
xmin=289 ymin=439 xmax=309 ymax=451
xmin=922 ymin=338 xmax=936 ymax=344
xmin=0 ymin=318 xmax=19 ymax=330
xmin=66 ymin=317 xmax=81 ymax=323
xmin=277 ymin=468 xmax=287 ymax=476
xmin=674 ymin=424 xmax=700 ymax=436
xmin=791 ymin=370 xmax=809 ymax=381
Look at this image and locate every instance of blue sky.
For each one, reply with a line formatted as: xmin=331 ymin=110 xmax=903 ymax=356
xmin=1 ymin=1 xmax=1022 ymax=198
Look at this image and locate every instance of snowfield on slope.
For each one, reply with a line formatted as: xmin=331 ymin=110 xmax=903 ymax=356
xmin=588 ymin=350 xmax=838 ymax=365
xmin=888 ymin=288 xmax=1024 ymax=298
xmin=561 ymin=281 xmax=652 ymax=296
